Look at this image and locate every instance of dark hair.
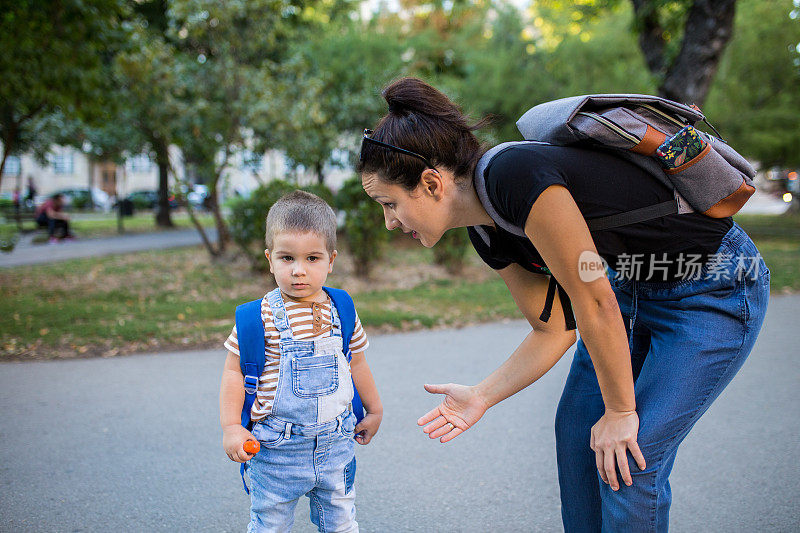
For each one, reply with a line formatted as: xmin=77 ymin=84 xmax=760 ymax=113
xmin=357 ymin=77 xmax=489 ymax=189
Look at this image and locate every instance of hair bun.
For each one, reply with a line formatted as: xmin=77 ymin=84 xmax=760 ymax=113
xmin=387 ymin=100 xmax=405 ymax=115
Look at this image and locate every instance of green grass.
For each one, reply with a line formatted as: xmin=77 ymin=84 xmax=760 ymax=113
xmin=733 ymin=212 xmax=800 ymax=241
xmin=355 ymin=278 xmax=515 ymax=329
xmin=734 ymin=212 xmax=800 ymax=292
xmin=70 ymin=211 xmax=215 ymax=238
xmin=0 ymin=241 xmax=508 ymax=360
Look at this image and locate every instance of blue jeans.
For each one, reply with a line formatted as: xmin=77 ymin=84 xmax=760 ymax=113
xmin=246 ymin=413 xmax=358 ymax=533
xmin=555 ymin=222 xmax=770 ymax=532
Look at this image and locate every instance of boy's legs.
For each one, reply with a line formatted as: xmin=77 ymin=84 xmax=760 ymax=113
xmin=247 ymin=430 xmax=317 ymax=533
xmin=307 ymin=419 xmax=358 ymax=533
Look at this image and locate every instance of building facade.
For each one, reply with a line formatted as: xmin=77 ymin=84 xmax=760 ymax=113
xmin=0 ymin=144 xmax=354 ymax=204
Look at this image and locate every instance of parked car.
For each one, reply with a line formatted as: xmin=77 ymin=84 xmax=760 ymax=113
xmin=125 ymin=190 xmax=159 ymax=210
xmin=123 ymin=190 xmax=180 ymax=210
xmin=54 ymin=188 xmax=113 ymax=212
xmin=187 ymin=184 xmax=210 ymax=209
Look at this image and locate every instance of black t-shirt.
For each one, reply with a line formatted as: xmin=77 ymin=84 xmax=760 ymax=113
xmin=468 ymin=143 xmax=733 ymax=282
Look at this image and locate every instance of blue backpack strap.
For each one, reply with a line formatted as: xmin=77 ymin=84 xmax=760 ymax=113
xmin=323 ymin=286 xmax=366 ymax=424
xmin=234 ymin=297 xmax=266 ymax=494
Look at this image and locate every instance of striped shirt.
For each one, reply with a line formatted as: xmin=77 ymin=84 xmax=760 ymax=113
xmin=224 ymin=294 xmax=369 ymax=422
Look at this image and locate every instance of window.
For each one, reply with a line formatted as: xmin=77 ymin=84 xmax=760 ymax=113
xmin=128 ymin=154 xmax=152 ymax=173
xmin=3 ymin=156 xmax=20 ymax=175
xmin=51 ymin=152 xmax=74 ymax=174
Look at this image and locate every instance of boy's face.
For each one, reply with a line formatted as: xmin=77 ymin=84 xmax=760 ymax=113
xmin=265 ymin=231 xmax=336 ymax=302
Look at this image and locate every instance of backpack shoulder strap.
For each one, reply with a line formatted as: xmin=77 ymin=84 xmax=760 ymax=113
xmin=323 ymin=286 xmax=365 ymax=424
xmin=235 ymin=298 xmax=266 ymax=430
xmin=324 ymin=286 xmax=355 ymax=356
xmin=473 ymin=141 xmax=542 ymax=238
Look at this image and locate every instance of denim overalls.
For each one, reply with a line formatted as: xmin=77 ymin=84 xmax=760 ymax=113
xmin=246 ymin=288 xmax=359 ymax=533
xmin=554 ymin=222 xmax=770 ymax=532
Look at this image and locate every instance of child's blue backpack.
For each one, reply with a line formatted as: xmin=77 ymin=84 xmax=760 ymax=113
xmin=234 ymin=286 xmax=366 ymax=492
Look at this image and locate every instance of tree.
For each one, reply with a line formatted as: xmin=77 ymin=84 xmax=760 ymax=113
xmin=167 ymin=0 xmax=356 ymax=255
xmin=0 ymin=0 xmax=129 ymax=191
xmin=535 ymin=0 xmax=739 ymax=106
xmin=114 ymin=29 xmax=182 ymax=227
xmin=631 ymin=0 xmax=737 ymax=105
xmin=704 ymin=0 xmax=800 ymax=168
xmin=451 ymin=1 xmax=655 ymax=141
xmin=262 ymin=23 xmax=407 ymax=184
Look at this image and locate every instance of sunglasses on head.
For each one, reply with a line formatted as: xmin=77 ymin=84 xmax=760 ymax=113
xmin=360 ymin=129 xmax=437 ymax=171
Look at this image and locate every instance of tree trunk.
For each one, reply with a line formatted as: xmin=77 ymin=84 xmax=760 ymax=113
xmin=86 ymin=157 xmax=95 ymax=210
xmin=315 ymin=162 xmax=325 ymax=185
xmin=207 ymin=184 xmax=230 ymax=253
xmin=0 ymin=131 xmax=14 ymax=193
xmin=184 ymin=197 xmax=219 ymax=256
xmin=0 ymin=145 xmax=9 ymax=193
xmin=153 ymin=138 xmax=173 ymax=227
xmin=632 ymin=0 xmax=737 ymax=106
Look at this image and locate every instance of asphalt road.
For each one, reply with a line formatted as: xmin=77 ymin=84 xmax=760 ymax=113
xmin=0 ymin=228 xmax=217 ymax=268
xmin=1 ymin=295 xmax=798 ymax=532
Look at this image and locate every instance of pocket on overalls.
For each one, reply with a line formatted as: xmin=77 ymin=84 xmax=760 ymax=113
xmin=343 ymin=456 xmax=356 ymax=495
xmin=251 ymin=422 xmax=285 ymax=448
xmin=291 ymin=354 xmax=338 ymax=398
xmin=340 ymin=413 xmax=357 ymax=438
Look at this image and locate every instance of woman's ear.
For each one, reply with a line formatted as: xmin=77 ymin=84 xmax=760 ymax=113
xmin=420 ymin=169 xmax=445 ymax=200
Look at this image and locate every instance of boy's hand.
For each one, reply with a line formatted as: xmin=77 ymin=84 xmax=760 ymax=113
xmin=354 ymin=412 xmax=382 ymax=445
xmin=222 ymin=424 xmax=257 ymax=463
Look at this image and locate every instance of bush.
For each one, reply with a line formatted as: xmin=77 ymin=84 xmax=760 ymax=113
xmin=336 ymin=176 xmax=388 ymax=278
xmin=70 ymin=191 xmax=91 ymax=210
xmin=302 ymin=182 xmax=335 ymax=207
xmin=227 ymin=180 xmax=335 ymax=270
xmin=0 ymin=224 xmax=19 ymax=253
xmin=432 ymin=227 xmax=471 ymax=274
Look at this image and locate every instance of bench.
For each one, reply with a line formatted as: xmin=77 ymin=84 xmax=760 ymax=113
xmin=1 ymin=207 xmax=39 ymax=232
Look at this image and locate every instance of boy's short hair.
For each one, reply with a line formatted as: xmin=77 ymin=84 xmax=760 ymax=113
xmin=265 ymin=190 xmax=337 ymax=252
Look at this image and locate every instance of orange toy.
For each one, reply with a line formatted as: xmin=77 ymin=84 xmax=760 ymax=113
xmin=244 ymin=440 xmax=260 ymax=454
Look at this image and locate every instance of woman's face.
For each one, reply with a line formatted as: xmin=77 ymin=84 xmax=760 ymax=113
xmin=361 ymin=171 xmax=449 ymax=248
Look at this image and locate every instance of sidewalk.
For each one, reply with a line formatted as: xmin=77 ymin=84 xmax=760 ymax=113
xmin=738 ymin=188 xmax=791 ymax=215
xmin=0 ymin=228 xmax=217 ymax=268
xmin=1 ymin=295 xmax=797 ymax=532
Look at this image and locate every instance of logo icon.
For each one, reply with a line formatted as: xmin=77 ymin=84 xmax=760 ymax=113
xmin=578 ymin=251 xmax=609 ymax=282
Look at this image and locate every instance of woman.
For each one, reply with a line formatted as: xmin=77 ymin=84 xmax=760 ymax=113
xmin=357 ymin=78 xmax=769 ymax=532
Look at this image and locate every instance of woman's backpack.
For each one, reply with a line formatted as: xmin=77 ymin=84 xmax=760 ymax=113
xmin=474 ymin=94 xmax=756 ymax=237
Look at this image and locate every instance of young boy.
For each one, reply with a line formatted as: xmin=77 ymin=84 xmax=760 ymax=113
xmin=220 ymin=191 xmax=382 ymax=533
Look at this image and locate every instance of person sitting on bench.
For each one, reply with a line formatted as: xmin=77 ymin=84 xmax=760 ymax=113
xmin=35 ymin=193 xmax=73 ymax=243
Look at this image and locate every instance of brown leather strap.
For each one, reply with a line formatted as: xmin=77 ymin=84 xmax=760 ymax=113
xmin=703 ymin=179 xmax=756 ymax=218
xmin=631 ymin=125 xmax=667 ymax=155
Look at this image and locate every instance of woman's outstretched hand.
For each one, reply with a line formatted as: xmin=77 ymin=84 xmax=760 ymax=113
xmin=590 ymin=409 xmax=647 ymax=491
xmin=417 ymin=383 xmax=490 ymax=443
